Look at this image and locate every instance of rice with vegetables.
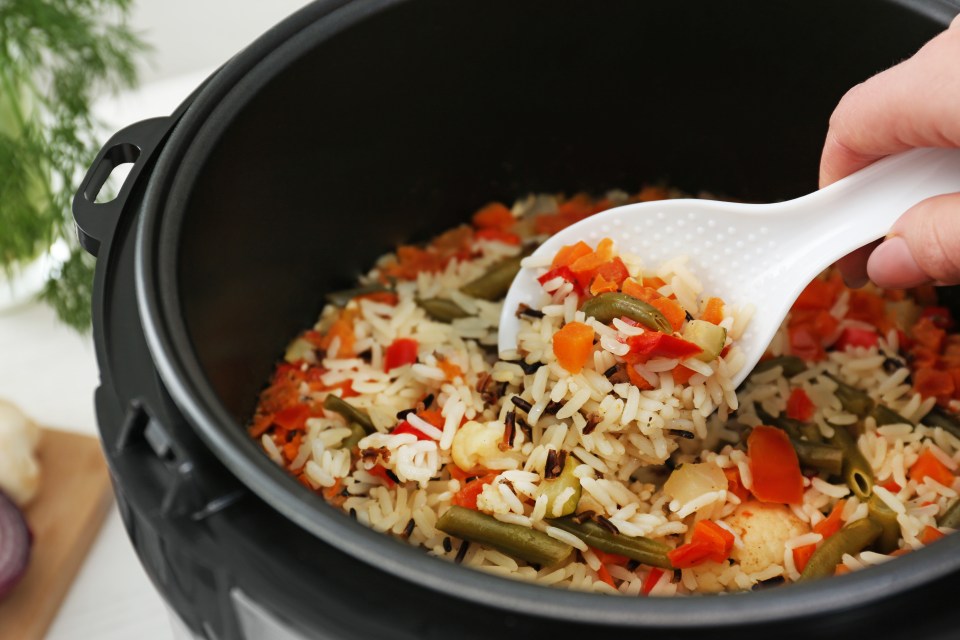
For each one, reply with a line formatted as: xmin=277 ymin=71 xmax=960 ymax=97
xmin=250 ymin=188 xmax=960 ymax=595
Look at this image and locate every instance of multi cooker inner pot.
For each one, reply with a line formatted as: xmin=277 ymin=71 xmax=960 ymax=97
xmin=74 ymin=1 xmax=960 ymax=638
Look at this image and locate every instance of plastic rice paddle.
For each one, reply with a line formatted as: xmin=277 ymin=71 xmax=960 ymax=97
xmin=499 ymin=148 xmax=960 ymax=387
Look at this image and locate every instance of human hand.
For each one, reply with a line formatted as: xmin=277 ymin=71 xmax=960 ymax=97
xmin=820 ymin=14 xmax=960 ymax=288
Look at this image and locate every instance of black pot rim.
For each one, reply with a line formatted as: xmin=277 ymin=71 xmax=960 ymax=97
xmin=133 ymin=0 xmax=960 ymax=628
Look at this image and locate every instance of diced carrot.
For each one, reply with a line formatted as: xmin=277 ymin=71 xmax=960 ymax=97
xmin=642 ymin=567 xmax=664 ymax=596
xmin=649 ymin=296 xmax=687 ymax=332
xmin=569 ymin=238 xmax=615 ymax=276
xmin=282 ymin=432 xmax=303 ymax=463
xmin=920 ymin=525 xmax=946 ymax=545
xmin=437 ymin=359 xmax=464 ymax=381
xmin=911 ymin=316 xmax=947 ymax=352
xmin=322 ymin=478 xmax=344 ymax=501
xmin=248 ymin=415 xmax=274 ymax=438
xmin=696 ymin=520 xmax=735 ymax=562
xmin=910 ymin=346 xmax=939 ymax=371
xmin=551 ymin=241 xmax=594 ymax=269
xmin=627 ymin=364 xmax=655 ymax=390
xmin=636 ymin=185 xmax=669 ymax=201
xmin=793 ymin=278 xmax=840 ymax=311
xmin=448 ymin=464 xmax=490 ymax=482
xmin=700 ymin=297 xmax=725 ymax=325
xmin=472 ymin=202 xmax=514 ymax=231
xmin=834 ymin=564 xmax=851 ymax=576
xmin=747 ymin=425 xmax=805 ymax=504
xmin=553 ymin=322 xmax=596 ymax=374
xmin=590 ymin=273 xmax=620 ymax=296
xmin=785 ymin=388 xmax=815 ymax=422
xmin=793 ymin=544 xmax=817 ymax=574
xmin=593 ymin=257 xmax=631 ymax=289
xmin=813 ymin=499 xmax=847 ymax=539
xmin=667 ymin=540 xmax=714 ymax=569
xmin=475 ymin=228 xmax=521 ymax=245
xmin=641 ymin=276 xmax=667 ymax=290
xmin=847 ymin=289 xmax=887 ymax=327
xmin=889 ymin=548 xmax=912 ymax=557
xmin=318 ymin=307 xmax=359 ymax=357
xmin=418 ymin=409 xmax=446 ymax=429
xmin=667 ymin=520 xmax=735 ymax=568
xmin=879 ymin=478 xmax=902 ymax=494
xmin=451 ymin=473 xmax=498 ymax=510
xmin=595 ymin=563 xmax=617 ymax=589
xmin=914 ymin=368 xmax=955 ymax=405
xmin=722 ymin=467 xmax=750 ymax=503
xmin=908 ymin=449 xmax=955 ymax=487
xmin=620 ymin=278 xmax=646 ymax=300
xmin=557 ymin=193 xmax=595 ymax=219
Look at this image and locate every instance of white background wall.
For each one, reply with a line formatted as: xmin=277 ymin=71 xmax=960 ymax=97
xmin=130 ymin=0 xmax=313 ymax=82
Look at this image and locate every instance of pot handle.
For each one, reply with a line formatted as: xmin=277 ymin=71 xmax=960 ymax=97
xmin=73 ymin=117 xmax=174 ymax=257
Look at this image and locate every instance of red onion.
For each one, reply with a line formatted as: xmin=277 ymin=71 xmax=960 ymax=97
xmin=0 ymin=490 xmax=32 ymax=601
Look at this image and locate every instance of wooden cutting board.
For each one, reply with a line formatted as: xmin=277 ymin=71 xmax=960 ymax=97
xmin=0 ymin=428 xmax=113 ymax=640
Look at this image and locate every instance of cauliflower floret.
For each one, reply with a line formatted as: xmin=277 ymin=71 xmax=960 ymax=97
xmin=451 ymin=420 xmax=504 ymax=471
xmin=0 ymin=400 xmax=41 ymax=506
xmin=724 ymin=500 xmax=809 ymax=574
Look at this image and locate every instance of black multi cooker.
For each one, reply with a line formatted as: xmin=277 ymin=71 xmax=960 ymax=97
xmin=74 ymin=1 xmax=960 ymax=638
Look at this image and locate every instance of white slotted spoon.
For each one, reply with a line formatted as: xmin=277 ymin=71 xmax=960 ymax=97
xmin=499 ymin=147 xmax=960 ymax=387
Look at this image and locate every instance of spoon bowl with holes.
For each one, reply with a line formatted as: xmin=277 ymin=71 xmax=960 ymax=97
xmin=499 ymin=148 xmax=960 ymax=386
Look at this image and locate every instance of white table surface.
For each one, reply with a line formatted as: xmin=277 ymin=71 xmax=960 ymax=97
xmin=0 ymin=69 xmax=217 ymax=640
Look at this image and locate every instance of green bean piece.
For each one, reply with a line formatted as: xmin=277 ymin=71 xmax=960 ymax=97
xmin=791 ymin=439 xmax=843 ymax=476
xmin=579 ymin=292 xmax=673 ymax=334
xmin=340 ymin=422 xmax=368 ymax=450
xmin=799 ymin=422 xmax=824 ymax=444
xmin=824 ymin=373 xmax=875 ymax=418
xmin=867 ymin=495 xmax=901 ymax=554
xmin=322 ymin=395 xmax=375 ymax=434
xmin=755 ymin=405 xmax=803 ymax=439
xmin=799 ymin=518 xmax=882 ymax=581
xmin=921 ymin=406 xmax=960 ymax=441
xmin=548 ymin=516 xmax=673 ymax=569
xmin=417 ymin=297 xmax=470 ymax=322
xmin=537 ymin=455 xmax=581 ymax=518
xmin=749 ymin=355 xmax=808 ymax=379
xmin=938 ymin=499 xmax=960 ymax=529
xmin=437 ymin=506 xmax=573 ymax=566
xmin=459 ymin=255 xmax=524 ymax=301
xmin=828 ymin=424 xmax=873 ymax=500
xmin=325 ymin=283 xmax=389 ymax=307
xmin=870 ymin=404 xmax=913 ymax=427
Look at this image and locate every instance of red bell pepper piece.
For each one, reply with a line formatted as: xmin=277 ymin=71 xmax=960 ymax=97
xmin=833 ymin=327 xmax=879 ymax=351
xmin=384 ymin=338 xmax=419 ymax=371
xmin=626 ymin=331 xmax=702 ymax=362
xmin=785 ymin=388 xmax=815 ymax=422
xmin=747 ymin=425 xmax=805 ymax=504
xmin=537 ymin=266 xmax=584 ymax=295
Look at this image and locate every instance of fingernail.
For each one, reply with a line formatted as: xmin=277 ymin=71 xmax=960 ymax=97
xmin=866 ymin=236 xmax=930 ymax=288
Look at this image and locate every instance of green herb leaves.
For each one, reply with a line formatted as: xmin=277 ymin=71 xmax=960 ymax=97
xmin=0 ymin=0 xmax=146 ymax=329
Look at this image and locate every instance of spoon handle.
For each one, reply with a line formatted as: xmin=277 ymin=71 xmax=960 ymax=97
xmin=781 ymin=147 xmax=960 ymax=273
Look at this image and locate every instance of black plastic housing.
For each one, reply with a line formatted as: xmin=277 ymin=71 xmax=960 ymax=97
xmin=79 ymin=1 xmax=960 ymax=638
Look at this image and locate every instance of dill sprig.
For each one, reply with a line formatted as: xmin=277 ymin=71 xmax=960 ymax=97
xmin=0 ymin=0 xmax=146 ymax=330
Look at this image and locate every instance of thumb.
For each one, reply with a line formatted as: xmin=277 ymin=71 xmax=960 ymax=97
xmin=866 ymin=192 xmax=960 ymax=288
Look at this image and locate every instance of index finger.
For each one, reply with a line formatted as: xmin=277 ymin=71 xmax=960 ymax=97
xmin=819 ymin=20 xmax=960 ymax=188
